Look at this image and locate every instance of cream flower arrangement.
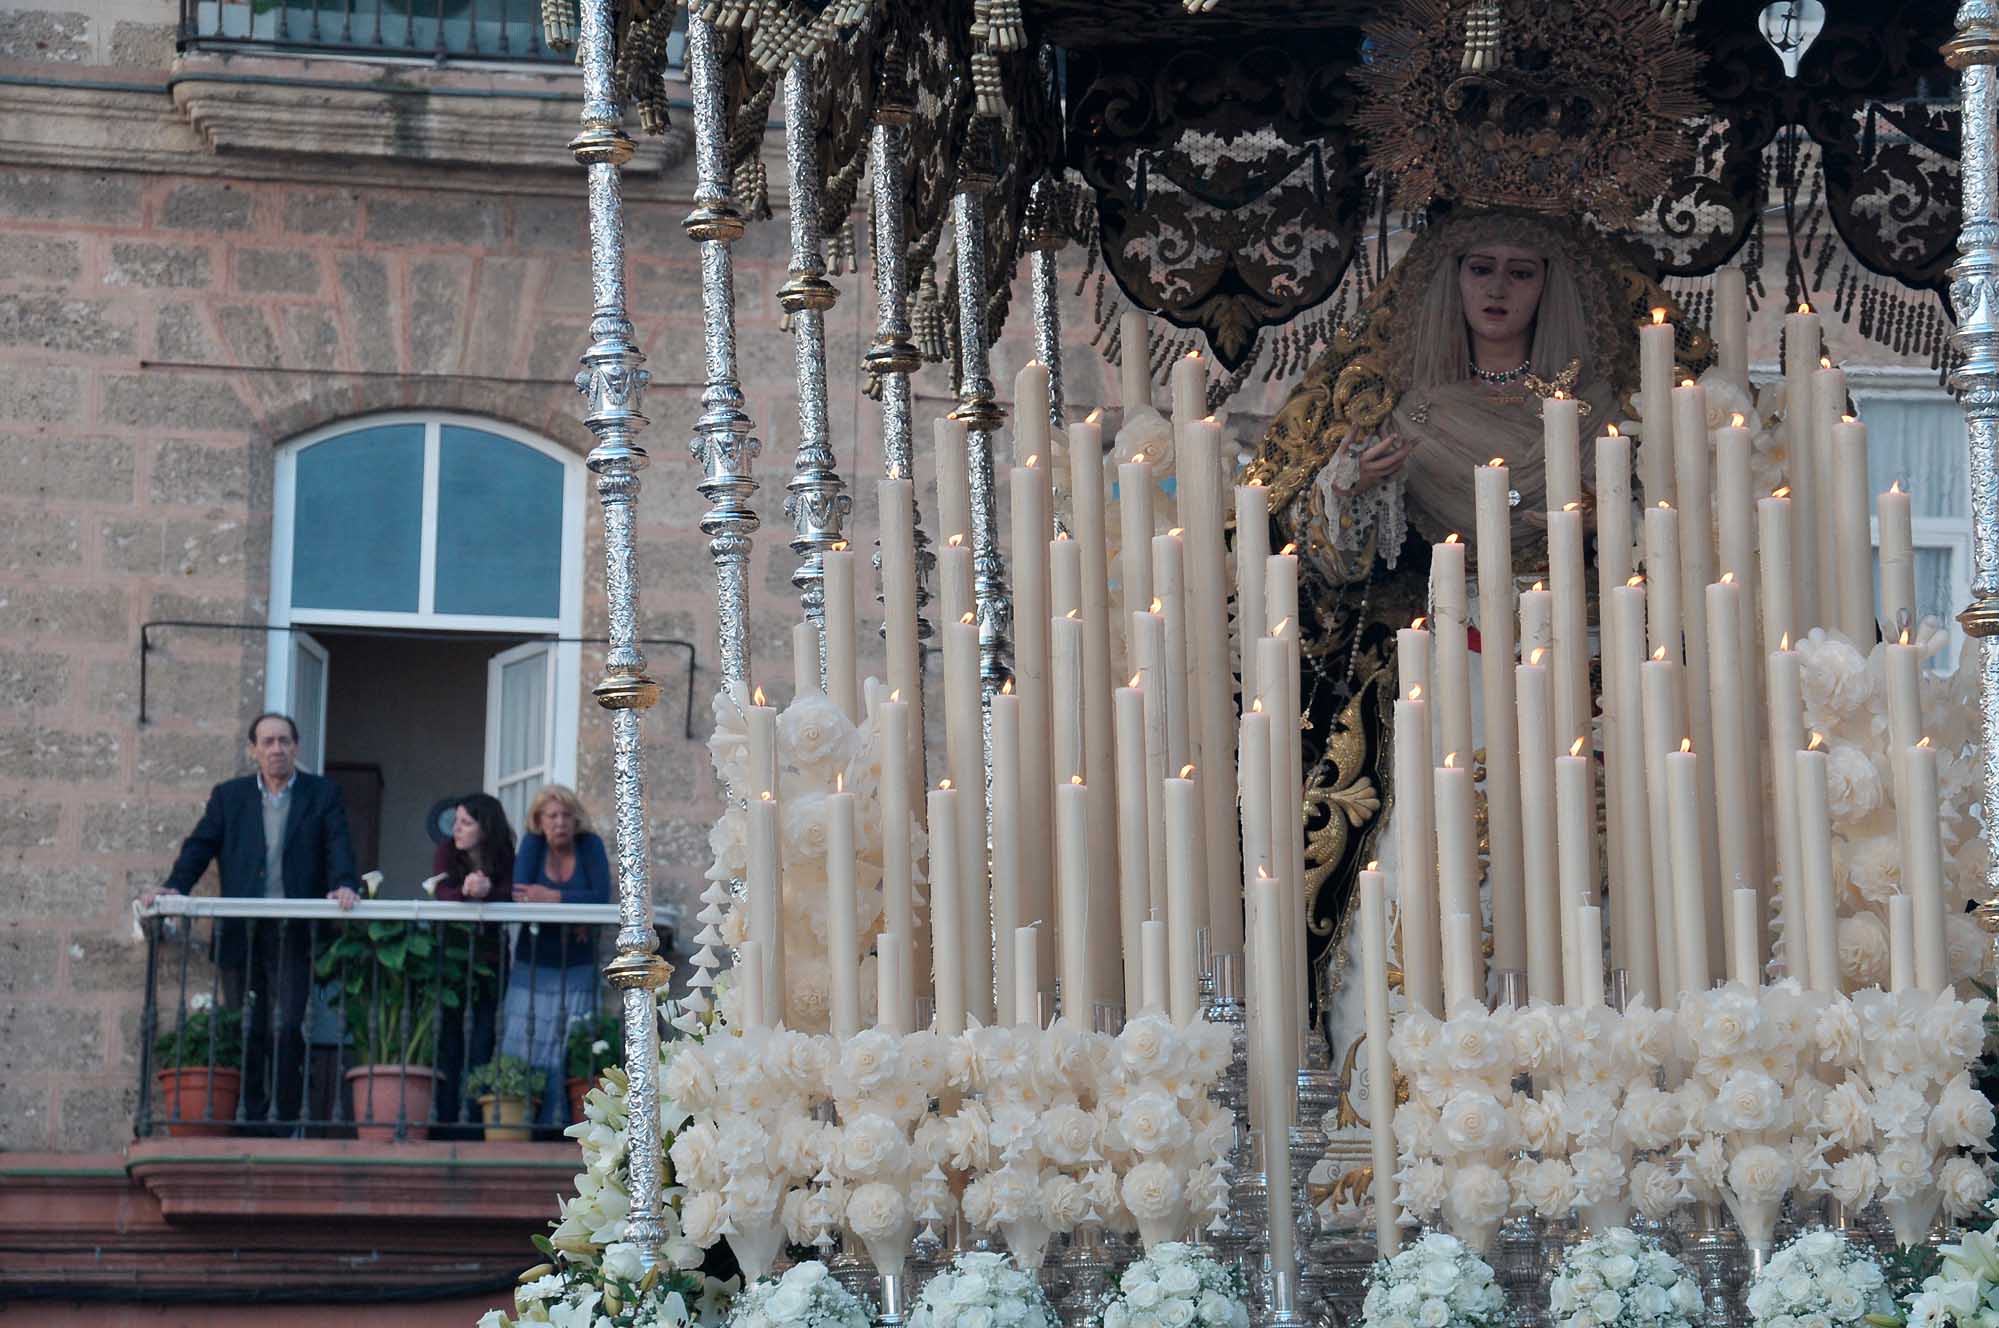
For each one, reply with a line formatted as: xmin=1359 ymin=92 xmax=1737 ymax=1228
xmin=1358 ymin=1231 xmax=1507 ymax=1328
xmin=1095 ymin=1241 xmax=1249 ymax=1328
xmin=1548 ymin=1228 xmax=1701 ymax=1328
xmin=908 ymin=1250 xmax=1060 ymax=1328
xmin=1908 ymin=1222 xmax=1999 ymax=1328
xmin=1744 ymin=1228 xmax=1894 ymax=1328
xmin=721 ymin=1261 xmax=868 ymax=1328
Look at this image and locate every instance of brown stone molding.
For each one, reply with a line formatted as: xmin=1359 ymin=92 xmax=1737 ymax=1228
xmin=0 ymin=1143 xmax=570 ymax=1297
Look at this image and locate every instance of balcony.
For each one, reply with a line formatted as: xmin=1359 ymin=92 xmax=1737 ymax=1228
xmin=180 ymin=0 xmax=574 ymax=65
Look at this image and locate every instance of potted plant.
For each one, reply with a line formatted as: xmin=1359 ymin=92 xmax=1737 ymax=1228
xmin=151 ymin=1002 xmax=245 ymax=1137
xmin=564 ymin=1011 xmax=622 ymax=1122
xmin=465 ymin=1054 xmax=541 ymax=1141
xmin=315 ymin=918 xmax=490 ymax=1141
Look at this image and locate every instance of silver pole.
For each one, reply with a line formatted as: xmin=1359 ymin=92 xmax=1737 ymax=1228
xmin=686 ymin=13 xmax=760 ymax=695
xmin=780 ymin=59 xmax=849 ymax=649
xmin=1948 ymin=1 xmax=1999 ymax=910
xmin=569 ymin=0 xmax=669 ymax=1258
xmin=951 ymin=146 xmax=1011 ymax=687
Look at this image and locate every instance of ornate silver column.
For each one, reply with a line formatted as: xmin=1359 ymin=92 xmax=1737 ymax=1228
xmin=950 ymin=133 xmax=1012 ymax=686
xmin=1948 ymin=0 xmax=1999 ymax=908
xmin=686 ymin=13 xmax=760 ymax=693
xmin=1029 ymin=203 xmax=1065 ymax=433
xmin=569 ymin=0 xmax=669 ymax=1258
xmin=780 ymin=59 xmax=849 ymax=641
xmin=867 ymin=71 xmax=933 ymax=642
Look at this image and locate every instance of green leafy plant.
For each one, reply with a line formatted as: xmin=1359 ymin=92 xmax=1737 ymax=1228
xmin=314 ymin=919 xmax=494 ymax=1067
xmin=467 ymin=1054 xmax=542 ymax=1102
xmin=153 ymin=1005 xmax=246 ymax=1069
xmin=566 ymin=1010 xmax=623 ymax=1081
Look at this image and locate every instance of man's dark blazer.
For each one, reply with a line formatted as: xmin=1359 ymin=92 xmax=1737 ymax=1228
xmin=163 ymin=771 xmax=361 ymax=963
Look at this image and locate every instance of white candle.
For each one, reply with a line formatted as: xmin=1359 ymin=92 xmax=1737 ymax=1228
xmin=1164 ymin=773 xmax=1203 ymax=1025
xmin=1794 ymin=740 xmax=1839 ymax=994
xmin=878 ymin=477 xmax=923 ymax=803
xmin=736 ymin=940 xmax=765 ymax=1029
xmin=1640 ymin=653 xmax=1683 ymax=1002
xmin=1238 ymin=705 xmax=1274 ymax=901
xmin=1050 ymin=608 xmax=1085 ymax=789
xmin=1011 ymin=454 xmax=1054 ymax=953
xmin=1811 ymin=361 xmax=1847 ymax=630
xmin=934 ymin=416 xmax=971 ymax=557
xmin=1764 ymin=646 xmax=1808 ymax=981
xmin=875 ymin=933 xmax=905 ymax=1034
xmin=1017 ymin=361 xmax=1052 ymax=460
xmin=1267 ymin=618 xmax=1306 ymax=1016
xmin=1555 ymin=738 xmax=1596 ymax=1005
xmin=1358 ymin=869 xmax=1400 ymax=1255
xmin=1879 ymin=483 xmax=1917 ymax=640
xmin=992 ymin=684 xmax=1022 ymax=1021
xmin=1070 ymin=412 xmax=1121 ymax=996
xmin=1889 ymin=895 xmax=1916 ymax=994
xmin=1575 ymin=904 xmax=1606 ymax=1009
xmin=1519 ymin=584 xmax=1554 ymax=665
xmin=1606 ymin=581 xmax=1657 ymax=1005
xmin=1394 ymin=692 xmax=1441 ymax=1015
xmin=1119 ymin=454 xmax=1155 ymax=660
xmin=1729 ymin=887 xmax=1760 ymax=988
xmin=1832 ymin=414 xmax=1875 ymax=645
xmin=1265 ymin=545 xmax=1300 ymax=638
xmin=1758 ymin=490 xmax=1795 ymax=655
xmin=1643 ymin=503 xmax=1682 ymax=661
xmin=822 ymin=546 xmax=860 ymax=722
xmin=1783 ymin=305 xmax=1822 ymax=629
xmin=1548 ymin=507 xmax=1589 ymax=754
xmin=747 ymin=692 xmax=778 ymax=798
xmin=944 ymin=613 xmax=991 ymax=1025
xmin=1714 ymin=266 xmax=1749 ymax=388
xmin=747 ymin=791 xmax=785 ymax=1023
xmin=880 ymin=697 xmax=916 ymax=1028
xmin=938 ymin=536 xmax=974 ymax=647
xmin=1435 ymin=756 xmax=1480 ymax=942
xmin=1140 ymin=918 xmax=1169 ymax=1015
xmin=1638 ymin=309 xmax=1678 ymax=504
xmin=1171 ymin=349 xmax=1206 ymax=424
xmin=1671 ymin=381 xmax=1716 ymax=770
xmin=1904 ymin=741 xmax=1949 ymax=992
xmin=1597 ymin=426 xmax=1634 ymax=591
xmin=1134 ymin=609 xmax=1170 ymax=917
xmin=1181 ymin=415 xmax=1244 ymax=964
xmin=792 ymin=621 xmax=820 ymax=700
xmin=1250 ymin=871 xmax=1297 ymax=1285
xmin=1887 ymin=636 xmax=1922 ymax=863
xmin=1543 ymin=393 xmax=1582 ymax=511
xmin=1667 ymin=745 xmax=1711 ymax=993
xmin=927 ymin=784 xmax=965 ymax=1035
xmin=1050 ymin=533 xmax=1082 ymax=618
xmin=1475 ymin=461 xmax=1524 ymax=976
xmin=1396 ymin=619 xmax=1432 ymax=702
xmin=1706 ymin=578 xmax=1757 ymax=958
xmin=1430 ymin=537 xmax=1474 ymax=767
xmin=1056 ymin=777 xmax=1093 ymax=1023
xmin=1442 ymin=911 xmax=1481 ymax=1016
xmin=1153 ymin=532 xmax=1193 ymax=771
xmin=1013 ymin=925 xmax=1040 ymax=1028
xmin=1119 ymin=312 xmax=1153 ymax=418
xmin=1236 ymin=484 xmax=1271 ymax=705
xmin=828 ymin=786 xmax=861 ymax=1038
xmin=1114 ymin=685 xmax=1150 ymax=1005
xmin=1516 ymin=658 xmax=1561 ymax=1003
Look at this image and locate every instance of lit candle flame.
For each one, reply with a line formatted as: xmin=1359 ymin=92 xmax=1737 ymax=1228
xmin=1530 ymin=647 xmax=1547 ymax=665
xmin=1272 ymin=616 xmax=1292 ymax=636
xmin=1841 ymin=413 xmax=1856 ymax=424
xmin=1445 ymin=532 xmax=1461 ymax=544
xmin=1411 ymin=615 xmax=1428 ymax=629
xmin=1065 ymin=608 xmax=1080 ymax=620
xmin=1899 ymin=626 xmax=1911 ymax=646
xmin=1730 ymin=412 xmax=1746 ymax=428
xmin=1256 ymin=866 xmax=1274 ymax=882
xmin=1807 ymin=732 xmax=1826 ymax=752
xmin=1773 ymin=485 xmax=1792 ymax=499
xmin=1572 ymin=737 xmax=1587 ymax=757
xmin=1890 ymin=479 xmax=1906 ymax=494
xmin=889 ymin=688 xmax=901 ymax=702
xmin=836 ymin=772 xmax=844 ymax=793
xmin=1132 ymin=450 xmax=1147 ymax=464
xmin=760 ymin=789 xmax=774 ymax=802
xmin=1280 ymin=542 xmax=1297 ymax=556
xmin=1203 ymin=414 xmax=1219 ymax=425
xmin=1086 ymin=407 xmax=1104 ymax=425
xmin=1563 ymin=500 xmax=1582 ymax=512
xmin=1149 ymin=597 xmax=1163 ymax=614
xmin=1627 ymin=574 xmax=1644 ymax=588
xmin=888 ymin=464 xmax=903 ymax=480
xmin=1820 ymin=355 xmax=1832 ymax=370
xmin=1680 ymin=738 xmax=1692 ymax=754
xmin=1797 ymin=302 xmax=1811 ymax=315
xmin=1185 ymin=349 xmax=1201 ymax=360
xmin=752 ymin=685 xmax=767 ymax=706
xmin=1918 ymin=736 xmax=1933 ymax=749
xmin=1367 ymin=860 xmax=1380 ymax=872
xmin=1169 ymin=526 xmax=1185 ymax=537
xmin=940 ymin=778 xmax=953 ymax=790
xmin=1001 ymin=679 xmax=1014 ymax=696
xmin=1408 ymin=685 xmax=1423 ymax=701
xmin=1657 ymin=499 xmax=1674 ymax=510
xmin=1488 ymin=457 xmax=1506 ymax=467
xmin=1071 ymin=773 xmax=1085 ymax=785
xmin=948 ymin=532 xmax=964 ymax=547
xmin=1179 ymin=763 xmax=1195 ymax=779
xmin=1680 ymin=378 xmax=1695 ymax=389
xmin=1652 ymin=647 xmax=1668 ymax=662
xmin=1129 ymin=673 xmax=1142 ymax=688
xmin=1026 ymin=454 xmax=1040 ymax=468
xmin=1720 ymin=571 xmax=1735 ymax=585
xmin=1553 ymin=389 xmax=1567 ymax=401
xmin=1779 ymin=633 xmax=1791 ymax=652
xmin=832 ymin=539 xmax=849 ymax=552
xmin=1251 ymin=696 xmax=1263 ymax=713
xmin=1651 ymin=308 xmax=1667 ymax=325
xmin=961 ymin=612 xmax=976 ymax=625
xmin=1444 ymin=752 xmax=1459 ymax=769
xmin=1607 ymin=422 xmax=1621 ymax=437
xmin=1056 ymin=530 xmax=1070 ymax=541
xmin=1531 ymin=582 xmax=1545 ymax=593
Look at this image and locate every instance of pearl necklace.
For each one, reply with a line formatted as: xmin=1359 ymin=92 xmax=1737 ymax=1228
xmin=1469 ymin=357 xmax=1532 ymax=385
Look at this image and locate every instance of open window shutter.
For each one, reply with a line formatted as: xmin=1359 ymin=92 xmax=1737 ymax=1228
xmin=486 ymin=640 xmax=557 ymax=833
xmin=291 ymin=632 xmax=330 ymax=774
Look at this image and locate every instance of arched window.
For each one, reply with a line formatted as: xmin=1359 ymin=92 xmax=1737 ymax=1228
xmin=265 ymin=414 xmax=585 ymax=884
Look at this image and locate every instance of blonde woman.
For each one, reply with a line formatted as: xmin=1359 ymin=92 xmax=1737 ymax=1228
xmin=502 ymin=784 xmax=611 ymax=1126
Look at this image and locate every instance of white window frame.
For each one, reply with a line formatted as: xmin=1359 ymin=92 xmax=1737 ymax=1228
xmin=265 ymin=412 xmax=585 ymax=789
xmin=485 ymin=638 xmax=560 ymax=828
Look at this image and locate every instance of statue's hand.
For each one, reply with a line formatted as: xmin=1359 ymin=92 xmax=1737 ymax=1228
xmin=1333 ymin=431 xmax=1416 ymax=496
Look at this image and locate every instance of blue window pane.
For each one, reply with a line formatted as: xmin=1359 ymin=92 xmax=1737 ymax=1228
xmin=291 ymin=424 xmax=424 ymax=612
xmin=434 ymin=426 xmax=564 ymax=618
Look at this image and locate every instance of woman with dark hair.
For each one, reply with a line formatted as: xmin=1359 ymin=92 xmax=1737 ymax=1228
xmin=430 ymin=792 xmax=514 ymax=1131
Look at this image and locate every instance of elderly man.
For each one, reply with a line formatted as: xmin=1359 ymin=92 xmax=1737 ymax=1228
xmin=152 ymin=713 xmax=360 ymax=1129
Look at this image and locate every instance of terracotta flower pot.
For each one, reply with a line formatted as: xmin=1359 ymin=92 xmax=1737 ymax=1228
xmin=566 ymin=1076 xmax=589 ymax=1123
xmin=154 ymin=1067 xmax=242 ymax=1137
xmin=344 ymin=1065 xmax=438 ymax=1141
xmin=478 ymin=1093 xmax=535 ymax=1142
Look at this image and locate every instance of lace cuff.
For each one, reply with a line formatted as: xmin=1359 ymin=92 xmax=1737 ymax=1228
xmin=1314 ymin=443 xmax=1407 ymax=572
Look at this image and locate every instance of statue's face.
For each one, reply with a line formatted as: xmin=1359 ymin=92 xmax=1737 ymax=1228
xmin=1457 ymin=244 xmax=1547 ymax=349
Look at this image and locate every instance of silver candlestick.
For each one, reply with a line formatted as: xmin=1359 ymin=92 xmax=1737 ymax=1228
xmin=950 ymin=124 xmax=1011 ymax=690
xmin=569 ymin=0 xmax=670 ymax=1261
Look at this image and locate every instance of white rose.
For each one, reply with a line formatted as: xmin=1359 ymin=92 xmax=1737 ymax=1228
xmin=767 ymin=1284 xmax=812 ymax=1321
xmin=1837 ymin=835 xmax=1903 ymax=906
xmin=1947 ymin=915 xmax=1990 ymax=984
xmin=1630 ymin=1161 xmax=1686 ymax=1221
xmin=1122 ymin=1161 xmax=1185 ymax=1222
xmin=1836 ymin=912 xmax=1890 ymax=990
xmin=1815 ymin=1000 xmax=1862 ymax=1067
xmin=1711 ymin=1070 xmax=1787 ymax=1134
xmin=681 ymin=1190 xmax=728 ymax=1246
xmin=778 ymin=693 xmax=856 ymax=770
xmin=1041 ymin=1174 xmax=1091 ymax=1233
xmin=1438 ymin=1009 xmax=1506 ymax=1078
xmin=1727 ymin=1145 xmax=1794 ymax=1205
xmin=1122 ymin=1092 xmax=1192 ymax=1156
xmin=1818 ymin=1081 xmax=1875 ymax=1150
xmin=1828 ymin=1153 xmax=1880 ymax=1211
xmin=1823 ymin=742 xmax=1884 ymax=822
xmin=1438 ymin=1090 xmax=1512 ymax=1154
xmin=1872 ymin=1080 xmax=1930 ymax=1141
xmin=1396 ymin=1159 xmax=1448 ymax=1218
xmin=1621 ymin=1086 xmax=1686 ymax=1151
xmin=1443 ymin=1163 xmax=1511 ymax=1227
xmin=1688 ymin=988 xmax=1762 ymax=1062
xmin=1931 ymin=1072 xmax=1997 ymax=1150
xmin=1796 ymin=630 xmax=1875 ymax=720
xmin=846 ymin=1182 xmax=908 ymax=1240
xmin=1939 ymin=1156 xmax=1993 ymax=1219
xmin=836 ymin=1029 xmax=901 ymax=1096
xmin=1508 ymin=1006 xmax=1564 ymax=1072
xmin=1513 ymin=1158 xmax=1578 ymax=1219
xmin=1038 ymin=1104 xmax=1098 ymax=1166
xmin=1119 ymin=1014 xmax=1180 ymax=1078
xmin=601 ymin=1241 xmax=645 ymax=1282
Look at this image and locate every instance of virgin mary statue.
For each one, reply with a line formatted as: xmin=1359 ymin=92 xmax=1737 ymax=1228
xmin=1238 ymin=0 xmax=1710 ymax=1146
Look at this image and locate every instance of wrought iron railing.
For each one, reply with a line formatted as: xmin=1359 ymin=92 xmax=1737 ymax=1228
xmin=138 ymin=895 xmax=668 ymax=1141
xmin=178 ymin=0 xmax=572 ymax=65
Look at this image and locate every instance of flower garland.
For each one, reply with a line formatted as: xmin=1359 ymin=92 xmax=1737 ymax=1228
xmin=721 ymin=1262 xmax=870 ymax=1328
xmin=1745 ymin=1228 xmax=1895 ymax=1328
xmin=1548 ymin=1229 xmax=1701 ymax=1328
xmin=908 ymin=1250 xmax=1060 ymax=1328
xmin=1358 ymin=1231 xmax=1508 ymax=1328
xmin=1097 ymin=1241 xmax=1250 ymax=1328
